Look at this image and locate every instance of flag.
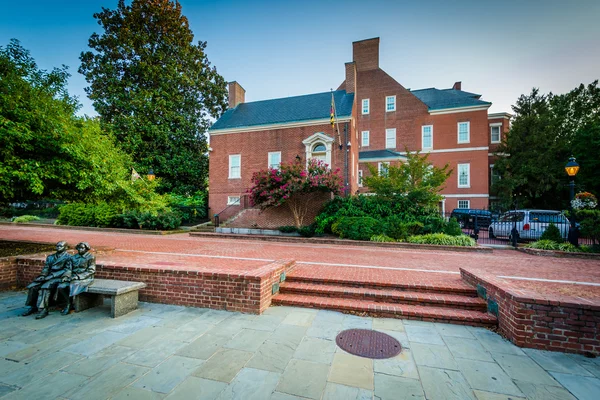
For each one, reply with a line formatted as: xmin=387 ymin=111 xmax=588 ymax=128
xmin=131 ymin=168 xmax=141 ymax=181
xmin=330 ymin=94 xmax=335 ymax=128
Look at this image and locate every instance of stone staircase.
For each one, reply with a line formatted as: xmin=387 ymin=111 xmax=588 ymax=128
xmin=272 ymin=268 xmax=497 ymax=327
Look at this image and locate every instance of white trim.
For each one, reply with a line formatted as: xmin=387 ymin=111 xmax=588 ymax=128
xmin=441 ymin=199 xmax=446 ymax=215
xmin=443 ymin=194 xmax=489 ymax=198
xmin=302 ymin=132 xmax=335 ymax=167
xmin=385 ymin=128 xmax=396 ymax=149
xmin=362 ymin=99 xmax=370 ymax=115
xmin=210 ymin=116 xmax=351 ymax=135
xmin=488 ymin=112 xmax=512 ymax=120
xmin=429 ymin=105 xmax=490 ymax=115
xmin=421 ymin=125 xmax=433 ymax=150
xmin=268 ymin=151 xmax=281 ymax=170
xmin=361 ymin=130 xmax=370 ymax=147
xmin=228 ymin=154 xmax=241 ymax=179
xmin=401 ymin=146 xmax=488 ymax=155
xmin=386 ymin=95 xmax=396 ymax=112
xmin=457 ymin=163 xmax=470 ymax=188
xmin=489 ymin=152 xmax=509 ymax=156
xmin=227 ymin=196 xmax=241 ymax=206
xmin=359 ymin=156 xmax=406 ymax=163
xmin=489 ymin=122 xmax=503 ymax=127
xmin=458 ymin=121 xmax=470 ymax=144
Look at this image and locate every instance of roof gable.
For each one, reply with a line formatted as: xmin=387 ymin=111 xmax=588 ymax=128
xmin=210 ymin=90 xmax=354 ymax=131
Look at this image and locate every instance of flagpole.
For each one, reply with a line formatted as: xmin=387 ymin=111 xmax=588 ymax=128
xmin=330 ymin=89 xmax=342 ymax=149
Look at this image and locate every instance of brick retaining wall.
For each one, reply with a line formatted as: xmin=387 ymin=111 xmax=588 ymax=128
xmin=461 ymin=268 xmax=600 ymax=356
xmin=0 ymin=256 xmax=18 ymax=290
xmin=15 ymin=256 xmax=296 ymax=314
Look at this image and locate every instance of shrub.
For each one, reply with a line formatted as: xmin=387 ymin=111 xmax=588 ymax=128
xmin=557 ymin=242 xmax=580 ymax=252
xmin=332 ymin=217 xmax=384 ymax=240
xmin=278 ymin=226 xmax=298 ymax=233
xmin=444 ymin=218 xmax=463 ymax=236
xmin=167 ymin=191 xmax=207 ymax=223
xmin=407 ymin=233 xmax=476 ymax=247
xmin=526 ymin=240 xmax=559 ymax=250
xmin=419 ymin=215 xmax=446 ymax=234
xmin=540 ymin=223 xmax=563 ymax=242
xmin=298 ymin=224 xmax=316 ymax=237
xmin=370 ymin=234 xmax=395 ymax=242
xmin=136 ymin=210 xmax=182 ymax=230
xmin=576 ymin=210 xmax=600 ymax=245
xmin=12 ymin=215 xmax=41 ymax=223
xmin=57 ymin=203 xmax=119 ymax=227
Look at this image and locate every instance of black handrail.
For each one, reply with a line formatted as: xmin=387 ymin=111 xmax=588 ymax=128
xmin=213 ymin=195 xmax=249 ymax=227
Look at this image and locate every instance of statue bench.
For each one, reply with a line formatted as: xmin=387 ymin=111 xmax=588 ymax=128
xmin=74 ymin=279 xmax=146 ymax=318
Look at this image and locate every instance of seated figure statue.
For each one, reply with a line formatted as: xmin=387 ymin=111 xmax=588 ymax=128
xmin=22 ymin=241 xmax=71 ymax=319
xmin=58 ymin=242 xmax=96 ymax=315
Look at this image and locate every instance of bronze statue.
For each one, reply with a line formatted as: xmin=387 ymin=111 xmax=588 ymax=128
xmin=58 ymin=242 xmax=96 ymax=315
xmin=22 ymin=241 xmax=71 ymax=319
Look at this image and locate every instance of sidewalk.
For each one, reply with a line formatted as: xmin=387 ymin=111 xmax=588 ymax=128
xmin=1 ymin=291 xmax=599 ymax=400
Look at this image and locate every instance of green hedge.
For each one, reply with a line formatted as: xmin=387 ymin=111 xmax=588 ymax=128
xmin=332 ymin=217 xmax=384 ymax=240
xmin=526 ymin=240 xmax=594 ymax=253
xmin=407 ymin=233 xmax=476 ymax=247
xmin=12 ymin=215 xmax=41 ymax=223
xmin=576 ymin=210 xmax=600 ymax=245
xmin=57 ymin=203 xmax=182 ymax=230
xmin=540 ymin=223 xmax=563 ymax=242
xmin=443 ymin=218 xmax=463 ymax=236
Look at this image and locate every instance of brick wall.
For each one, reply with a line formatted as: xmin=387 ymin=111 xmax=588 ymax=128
xmin=461 ymin=268 xmax=600 ymax=356
xmin=227 ymin=192 xmax=331 ymax=229
xmin=15 ymin=256 xmax=297 ymax=314
xmin=0 ymin=257 xmax=18 ymax=290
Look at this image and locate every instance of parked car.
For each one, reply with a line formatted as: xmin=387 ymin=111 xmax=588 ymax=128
xmin=449 ymin=209 xmax=493 ymax=228
xmin=488 ymin=210 xmax=570 ymax=241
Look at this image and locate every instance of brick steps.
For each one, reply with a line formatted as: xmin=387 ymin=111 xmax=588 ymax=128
xmin=285 ymin=275 xmax=477 ymax=296
xmin=272 ymin=293 xmax=497 ymax=326
xmin=279 ymin=281 xmax=487 ymax=311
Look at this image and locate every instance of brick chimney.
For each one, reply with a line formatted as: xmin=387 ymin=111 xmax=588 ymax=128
xmin=352 ymin=37 xmax=379 ymax=72
xmin=344 ymin=62 xmax=356 ymax=94
xmin=228 ymin=81 xmax=245 ymax=109
xmin=452 ymin=81 xmax=462 ymax=90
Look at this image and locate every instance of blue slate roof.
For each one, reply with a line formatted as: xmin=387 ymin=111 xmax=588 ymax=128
xmin=359 ymin=150 xmax=407 ymax=160
xmin=411 ymin=88 xmax=491 ymax=111
xmin=210 ymin=90 xmax=354 ymax=131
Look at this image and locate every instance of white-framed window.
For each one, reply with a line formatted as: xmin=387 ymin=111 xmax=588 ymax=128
xmin=268 ymin=151 xmax=281 ymax=170
xmin=361 ymin=131 xmax=370 ymax=147
xmin=458 ymin=163 xmax=470 ymax=188
xmin=378 ymin=162 xmax=389 ymax=177
xmin=229 ymin=154 xmax=241 ymax=179
xmin=490 ymin=123 xmax=502 ymax=143
xmin=358 ymin=170 xmax=363 ymax=187
xmin=490 ymin=164 xmax=501 ymax=185
xmin=311 ymin=143 xmax=327 ymax=163
xmin=385 ymin=128 xmax=396 ymax=149
xmin=458 ymin=122 xmax=470 ymax=144
xmin=422 ymin=125 xmax=433 ymax=150
xmin=386 ymin=95 xmax=396 ymax=112
xmin=458 ymin=200 xmax=470 ymax=209
xmin=362 ymin=99 xmax=370 ymax=115
xmin=227 ymin=196 xmax=241 ymax=206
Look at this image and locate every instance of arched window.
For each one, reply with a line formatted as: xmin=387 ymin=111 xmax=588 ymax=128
xmin=312 ymin=143 xmax=327 ymax=163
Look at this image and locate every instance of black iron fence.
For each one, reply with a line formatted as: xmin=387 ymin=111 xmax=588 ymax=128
xmin=445 ymin=209 xmax=594 ymax=247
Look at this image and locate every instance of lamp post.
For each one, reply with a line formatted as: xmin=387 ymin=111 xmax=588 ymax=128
xmin=147 ymin=168 xmax=156 ymax=181
xmin=565 ymin=156 xmax=580 ymax=246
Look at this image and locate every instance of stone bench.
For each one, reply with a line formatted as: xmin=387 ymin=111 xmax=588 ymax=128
xmin=74 ymin=279 xmax=146 ymax=318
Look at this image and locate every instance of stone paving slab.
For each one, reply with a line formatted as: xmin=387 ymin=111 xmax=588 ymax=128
xmin=0 ymin=293 xmax=597 ymax=400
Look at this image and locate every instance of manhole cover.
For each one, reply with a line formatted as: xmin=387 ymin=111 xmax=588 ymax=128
xmin=336 ymin=329 xmax=402 ymax=359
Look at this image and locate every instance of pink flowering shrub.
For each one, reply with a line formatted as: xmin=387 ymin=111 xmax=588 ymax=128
xmin=247 ymin=159 xmax=343 ymax=227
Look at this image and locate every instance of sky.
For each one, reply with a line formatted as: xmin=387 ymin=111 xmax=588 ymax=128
xmin=1 ymin=0 xmax=599 ymax=117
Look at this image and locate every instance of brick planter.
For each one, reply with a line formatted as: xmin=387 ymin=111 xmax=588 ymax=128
xmin=15 ymin=256 xmax=296 ymax=314
xmin=461 ymin=267 xmax=600 ymax=356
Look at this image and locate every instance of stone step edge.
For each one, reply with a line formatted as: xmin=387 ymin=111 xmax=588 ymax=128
xmin=272 ymin=293 xmax=497 ymax=326
xmin=285 ymin=275 xmax=477 ymax=295
xmin=279 ymin=282 xmax=486 ymax=311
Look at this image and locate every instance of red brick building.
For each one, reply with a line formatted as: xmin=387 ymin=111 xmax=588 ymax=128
xmin=208 ymin=38 xmax=510 ymax=224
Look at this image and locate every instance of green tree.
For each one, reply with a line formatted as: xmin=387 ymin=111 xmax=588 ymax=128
xmin=493 ymin=82 xmax=600 ymax=210
xmin=0 ymin=40 xmax=131 ymax=204
xmin=363 ymin=149 xmax=452 ymax=213
xmin=79 ymin=0 xmax=228 ymax=195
